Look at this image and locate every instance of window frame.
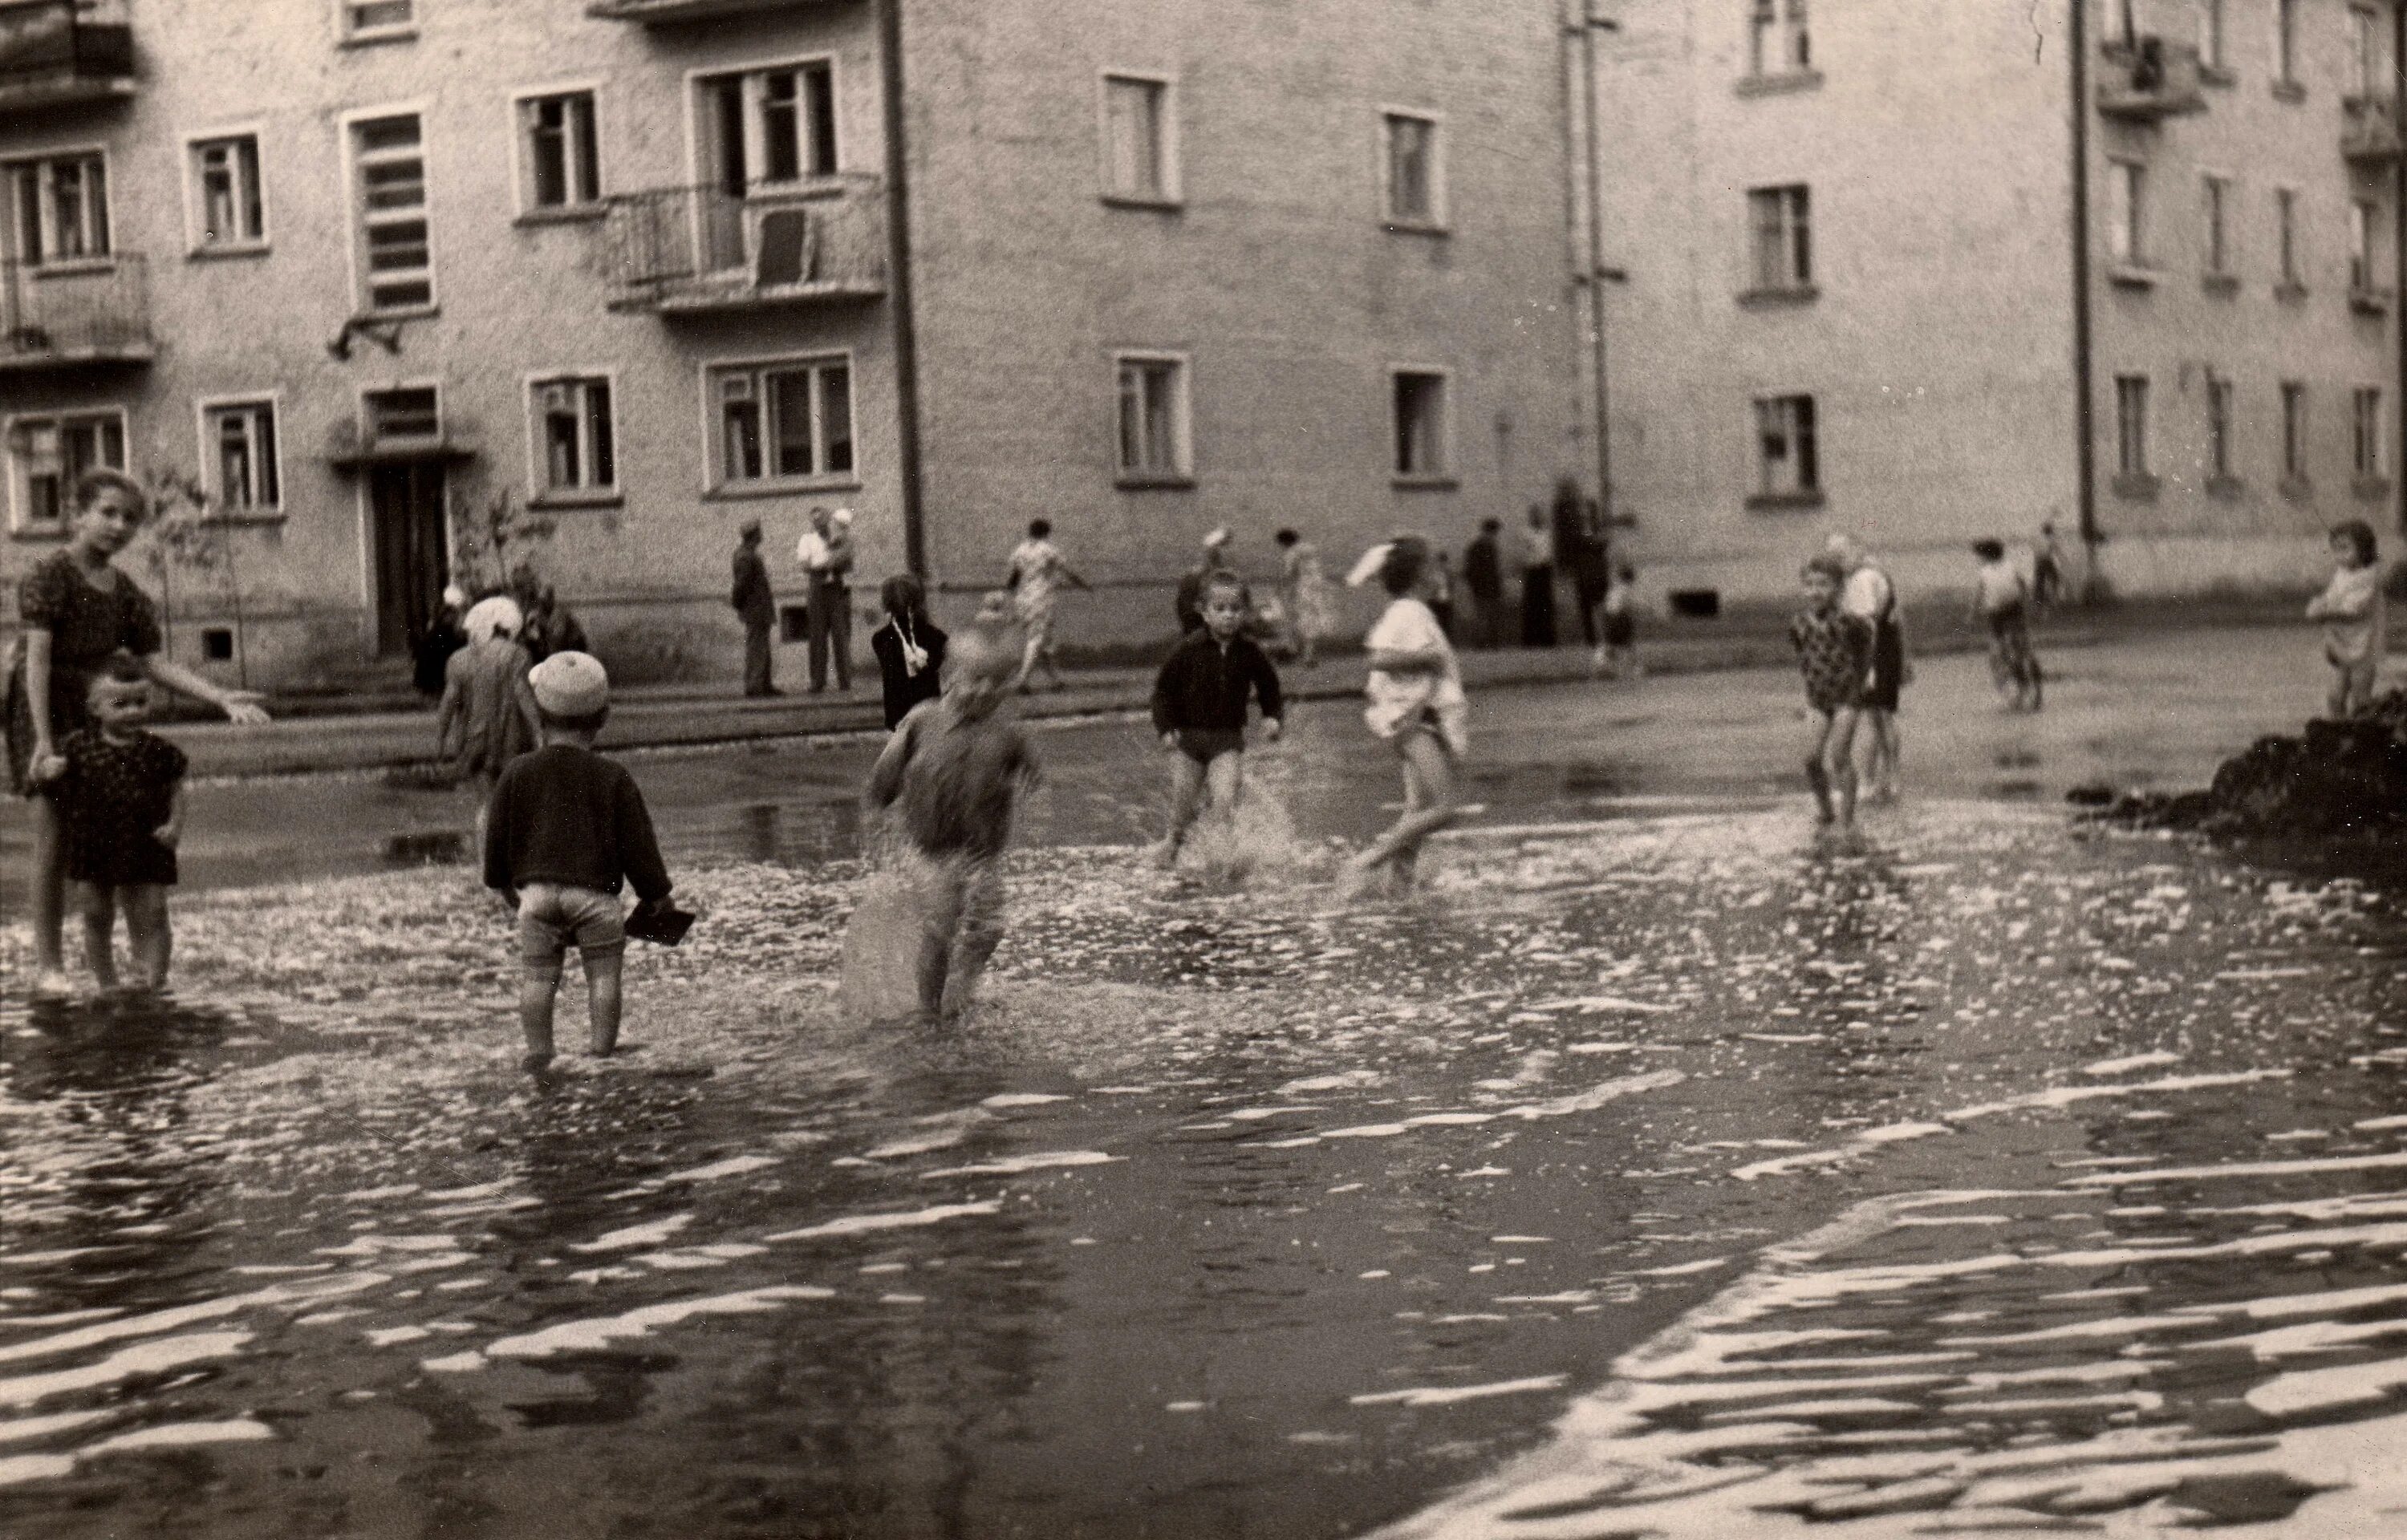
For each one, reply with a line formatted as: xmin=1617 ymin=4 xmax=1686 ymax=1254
xmin=2352 ymin=4 xmax=2383 ymax=96
xmin=338 ymin=0 xmax=417 ymax=45
xmin=687 ymin=54 xmax=842 ymax=198
xmin=2106 ymin=156 xmax=2149 ymax=268
xmin=195 ymin=395 xmax=285 ymax=517
xmin=510 ymin=83 xmax=605 ymax=219
xmin=2206 ymin=372 xmax=2236 ymax=480
xmin=339 ymin=103 xmax=437 ymax=318
xmin=2354 ymin=385 xmax=2385 ymax=480
xmin=182 ymin=128 xmax=269 ymax=256
xmin=525 ymin=371 xmax=621 ymax=505
xmin=1746 ymin=0 xmax=1812 ymax=76
xmin=360 ymin=380 xmax=444 ymax=452
xmin=2275 ymin=186 xmax=2303 ymax=290
xmin=2350 ymin=197 xmax=2380 ymax=292
xmin=700 ymin=351 xmax=858 ymax=496
xmin=2113 ymin=374 xmax=2150 ymax=479
xmin=2198 ymin=0 xmax=2228 ymax=70
xmin=3 ymin=407 xmax=128 ymax=536
xmin=4 ymin=146 xmax=114 ymax=268
xmin=1750 ymin=392 xmax=1820 ymax=504
xmin=1111 ymin=349 xmax=1195 ymax=486
xmin=1378 ymin=107 xmax=1448 ymax=233
xmin=2280 ymin=379 xmax=2311 ymax=484
xmin=2202 ymin=172 xmax=2233 ymax=277
xmin=1388 ymin=364 xmax=1457 ymax=486
xmin=1746 ymin=183 xmax=1812 ymax=293
xmin=1098 ymin=70 xmax=1181 ymax=208
xmin=2275 ymin=0 xmax=2300 ymax=88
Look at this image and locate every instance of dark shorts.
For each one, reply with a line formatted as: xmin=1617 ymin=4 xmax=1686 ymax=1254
xmin=1177 ymin=727 xmax=1245 ymax=766
xmin=1863 ymin=620 xmax=1905 ymax=711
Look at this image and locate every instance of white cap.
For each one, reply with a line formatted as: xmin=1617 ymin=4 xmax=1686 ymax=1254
xmin=462 ymin=595 xmax=523 ymax=643
xmin=529 ymin=650 xmax=610 ymax=716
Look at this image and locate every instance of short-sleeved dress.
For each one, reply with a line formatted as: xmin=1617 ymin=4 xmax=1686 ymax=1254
xmin=55 ymin=727 xmax=187 ymax=886
xmin=1791 ymin=607 xmax=1874 ymax=715
xmin=6 ymin=553 xmax=164 ymax=796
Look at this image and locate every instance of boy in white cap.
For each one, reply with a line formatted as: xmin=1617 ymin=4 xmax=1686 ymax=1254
xmin=483 ymin=651 xmax=676 ymax=1070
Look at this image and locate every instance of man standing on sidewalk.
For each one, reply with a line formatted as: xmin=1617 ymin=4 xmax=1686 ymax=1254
xmin=732 ymin=521 xmax=780 ymax=698
xmin=1462 ymin=517 xmax=1504 ymax=648
xmin=796 ymin=506 xmax=855 ymax=693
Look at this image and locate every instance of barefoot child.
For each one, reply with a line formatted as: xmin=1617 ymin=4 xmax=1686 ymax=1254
xmin=863 ymin=624 xmax=1040 ymax=1018
xmin=483 ymin=653 xmax=676 ymax=1071
xmin=1349 ymin=538 xmax=1467 ymax=890
xmin=51 ymin=655 xmax=187 ymax=991
xmin=2307 ymin=519 xmax=2386 ymax=719
xmin=1972 ymin=539 xmax=2042 ymax=711
xmin=1792 ymin=553 xmax=1873 ymax=828
xmin=1151 ymin=571 xmax=1285 ymax=867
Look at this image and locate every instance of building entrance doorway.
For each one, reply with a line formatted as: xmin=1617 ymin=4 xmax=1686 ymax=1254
xmin=368 ymin=461 xmax=449 ymax=658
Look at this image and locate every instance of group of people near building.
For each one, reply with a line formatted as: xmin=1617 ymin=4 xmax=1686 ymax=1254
xmin=729 ymin=505 xmax=861 ymax=699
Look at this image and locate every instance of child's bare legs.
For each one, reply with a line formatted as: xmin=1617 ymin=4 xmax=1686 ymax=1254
xmin=580 ymin=949 xmax=623 ymax=1056
xmin=1351 ymin=731 xmax=1458 ymax=882
xmin=518 ymin=969 xmax=561 ymax=1069
xmin=1824 ymin=708 xmax=1864 ymax=826
xmin=120 ymin=884 xmax=171 ymax=989
xmin=1159 ymin=752 xmax=1208 ymax=865
xmin=939 ymin=863 xmax=1005 ymax=1018
xmin=1804 ymin=714 xmax=1837 ymax=824
xmin=1861 ymin=710 xmax=1898 ymax=801
xmin=2332 ymin=659 xmax=2377 ymax=719
xmin=77 ymin=882 xmax=119 ymax=989
xmin=30 ymin=796 xmax=69 ymax=991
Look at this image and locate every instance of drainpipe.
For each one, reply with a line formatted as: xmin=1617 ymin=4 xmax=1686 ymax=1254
xmin=877 ymin=0 xmax=929 ymax=579
xmin=1580 ymin=3 xmax=1618 ymax=518
xmin=2069 ymin=0 xmax=2101 ymax=586
xmin=2393 ymin=0 xmax=2405 ymax=538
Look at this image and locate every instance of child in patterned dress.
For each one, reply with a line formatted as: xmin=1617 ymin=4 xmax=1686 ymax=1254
xmin=1791 ymin=553 xmax=1873 ymax=828
xmin=52 ymin=654 xmax=189 ymax=991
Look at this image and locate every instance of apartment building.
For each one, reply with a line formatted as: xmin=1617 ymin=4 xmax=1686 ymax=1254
xmin=1590 ymin=0 xmax=2405 ymax=607
xmin=0 ymin=0 xmax=1582 ymax=687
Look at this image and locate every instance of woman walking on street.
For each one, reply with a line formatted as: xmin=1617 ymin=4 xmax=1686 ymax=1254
xmin=1274 ymin=528 xmax=1336 ymax=668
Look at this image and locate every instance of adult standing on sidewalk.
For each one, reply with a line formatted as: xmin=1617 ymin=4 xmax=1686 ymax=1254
xmin=796 ymin=505 xmax=855 ymax=693
xmin=1518 ymin=505 xmax=1557 ymax=648
xmin=730 ymin=520 xmax=779 ymax=698
xmin=1830 ymin=534 xmax=1907 ymax=802
xmin=1462 ymin=517 xmax=1504 ymax=648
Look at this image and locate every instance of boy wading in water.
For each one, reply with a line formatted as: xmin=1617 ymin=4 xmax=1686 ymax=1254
xmin=1150 ymin=571 xmax=1285 ymax=868
xmin=54 ymin=654 xmax=188 ymax=990
xmin=1792 ymin=553 xmax=1874 ymax=829
xmin=2308 ymin=519 xmax=2387 ymax=719
xmin=1350 ymin=537 xmax=1467 ymax=890
xmin=484 ymin=652 xmax=676 ymax=1071
xmin=864 ymin=625 xmax=1040 ymax=1019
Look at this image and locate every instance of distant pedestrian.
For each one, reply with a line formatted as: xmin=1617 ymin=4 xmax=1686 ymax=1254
xmin=413 ymin=585 xmax=469 ymax=698
xmin=2308 ymin=519 xmax=2387 ymax=719
xmin=730 ymin=519 xmax=780 ymax=698
xmin=1151 ymin=570 xmax=1285 ymax=869
xmin=1273 ymin=528 xmax=1337 ymax=669
xmin=1463 ymin=517 xmax=1504 ymax=647
xmin=2032 ymin=521 xmax=2068 ymax=609
xmin=522 ymin=584 xmax=587 ymax=665
xmin=1830 ymin=534 xmax=1906 ymax=803
xmin=1175 ymin=527 xmax=1235 ymax=635
xmin=483 ymin=651 xmax=677 ymax=1072
xmin=1792 ymin=552 xmax=1873 ymax=829
xmin=439 ymin=595 xmax=541 ymax=807
xmin=1597 ymin=561 xmax=1639 ymax=679
xmin=1557 ymin=480 xmax=1609 ymax=648
xmin=1349 ymin=537 xmax=1467 ymax=891
xmin=1971 ymin=540 xmax=2042 ymax=711
xmin=871 ymin=573 xmax=949 ymax=730
xmin=51 ymin=654 xmax=187 ymax=991
xmin=1519 ymin=505 xmax=1556 ymax=648
xmin=796 ymin=505 xmax=855 ymax=692
xmin=1006 ymin=517 xmax=1090 ymax=691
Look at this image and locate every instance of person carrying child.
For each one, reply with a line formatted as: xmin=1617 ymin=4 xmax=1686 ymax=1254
xmin=1971 ymin=539 xmax=2043 ymax=711
xmin=1348 ymin=537 xmax=1467 ymax=890
xmin=2307 ymin=518 xmax=2388 ymax=719
xmin=1792 ymin=551 xmax=1874 ymax=829
xmin=48 ymin=654 xmax=189 ymax=991
xmin=1150 ymin=570 xmax=1285 ymax=868
xmin=863 ymin=623 xmax=1041 ymax=1019
xmin=482 ymin=651 xmax=676 ymax=1072
xmin=871 ymin=573 xmax=951 ymax=731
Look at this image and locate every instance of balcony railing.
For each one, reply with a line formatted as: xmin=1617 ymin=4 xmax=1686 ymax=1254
xmin=587 ymin=0 xmax=853 ymax=22
xmin=0 ymin=0 xmax=133 ymax=115
xmin=2344 ymin=94 xmax=2403 ymax=164
xmin=603 ymin=177 xmax=887 ymax=315
xmin=2096 ymin=36 xmax=2206 ymax=123
xmin=0 ymin=253 xmax=150 ymax=371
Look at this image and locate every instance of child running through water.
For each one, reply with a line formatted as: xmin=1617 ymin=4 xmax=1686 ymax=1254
xmin=1150 ymin=571 xmax=1285 ymax=868
xmin=1792 ymin=552 xmax=1874 ymax=829
xmin=51 ymin=654 xmax=188 ymax=991
xmin=1971 ymin=539 xmax=2043 ymax=711
xmin=2307 ymin=519 xmax=2387 ymax=719
xmin=483 ymin=652 xmax=676 ymax=1071
xmin=863 ymin=624 xmax=1040 ymax=1019
xmin=1349 ymin=537 xmax=1467 ymax=890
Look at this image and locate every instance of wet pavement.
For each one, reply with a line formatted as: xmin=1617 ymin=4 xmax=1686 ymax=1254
xmin=7 ymin=634 xmax=2407 ymax=1538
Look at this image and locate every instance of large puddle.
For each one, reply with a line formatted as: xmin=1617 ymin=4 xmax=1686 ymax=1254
xmin=4 ymin=802 xmax=2405 ymax=1538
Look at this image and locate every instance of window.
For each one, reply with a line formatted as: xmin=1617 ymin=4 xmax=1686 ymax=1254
xmin=2282 ymin=382 xmax=2309 ymax=480
xmin=2276 ymin=188 xmax=2301 ymax=286
xmin=2108 ymin=0 xmax=2137 ymax=47
xmin=1382 ymin=112 xmax=1443 ymax=228
xmin=365 ymin=385 xmax=440 ymax=444
xmin=6 ymin=153 xmax=110 ymax=265
xmin=2115 ymin=375 xmax=2149 ymax=477
xmin=1116 ymin=355 xmax=1192 ymax=480
xmin=1102 ymin=74 xmax=1175 ymax=202
xmin=349 ymin=113 xmax=432 ymax=312
xmin=1753 ymin=394 xmax=1819 ymax=497
xmin=711 ymin=357 xmax=854 ymax=487
xmin=2352 ymin=199 xmax=2379 ymax=290
xmin=2203 ymin=174 xmax=2231 ymax=274
xmin=204 ymin=401 xmax=281 ymax=513
xmin=189 ymin=136 xmax=265 ymax=249
xmin=2276 ymin=0 xmax=2299 ymax=86
xmin=1391 ymin=369 xmax=1451 ymax=480
xmin=2107 ymin=159 xmax=2147 ymax=265
xmin=519 ymin=91 xmax=600 ymax=212
xmin=2198 ymin=0 xmax=2226 ymax=68
xmin=2355 ymin=387 xmax=2385 ymax=478
xmin=698 ymin=63 xmax=837 ymax=194
xmin=343 ymin=0 xmax=414 ymax=39
xmin=6 ymin=411 xmax=124 ymax=533
xmin=1747 ymin=0 xmax=1811 ymax=75
xmin=531 ymin=377 xmax=615 ymax=496
xmin=2206 ymin=374 xmax=2235 ymax=478
xmin=1748 ymin=184 xmax=1812 ymax=290
xmin=2353 ymin=6 xmax=2382 ymax=95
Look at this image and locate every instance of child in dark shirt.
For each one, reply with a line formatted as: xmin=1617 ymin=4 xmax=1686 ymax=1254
xmin=870 ymin=573 xmax=950 ymax=731
xmin=482 ymin=651 xmax=675 ymax=1070
xmin=1149 ymin=571 xmax=1284 ymax=868
xmin=53 ymin=654 xmax=188 ymax=991
xmin=1791 ymin=553 xmax=1874 ymax=829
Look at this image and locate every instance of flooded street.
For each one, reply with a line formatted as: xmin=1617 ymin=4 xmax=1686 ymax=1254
xmin=7 ymin=655 xmax=2407 ymax=1538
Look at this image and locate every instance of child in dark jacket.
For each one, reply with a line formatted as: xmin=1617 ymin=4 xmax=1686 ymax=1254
xmin=1149 ymin=570 xmax=1284 ymax=867
xmin=870 ymin=573 xmax=950 ymax=731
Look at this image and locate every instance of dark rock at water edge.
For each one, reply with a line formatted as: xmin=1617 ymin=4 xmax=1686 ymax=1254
xmin=2083 ymin=688 xmax=2407 ymax=839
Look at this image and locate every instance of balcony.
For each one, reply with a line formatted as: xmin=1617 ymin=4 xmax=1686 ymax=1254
xmin=2096 ymin=36 xmax=2206 ymax=123
xmin=0 ymin=0 xmax=133 ymax=116
xmin=603 ymin=177 xmax=887 ymax=316
xmin=2344 ymin=94 xmax=2403 ymax=165
xmin=0 ymin=254 xmax=149 ymax=372
xmin=587 ymin=0 xmax=852 ymax=21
